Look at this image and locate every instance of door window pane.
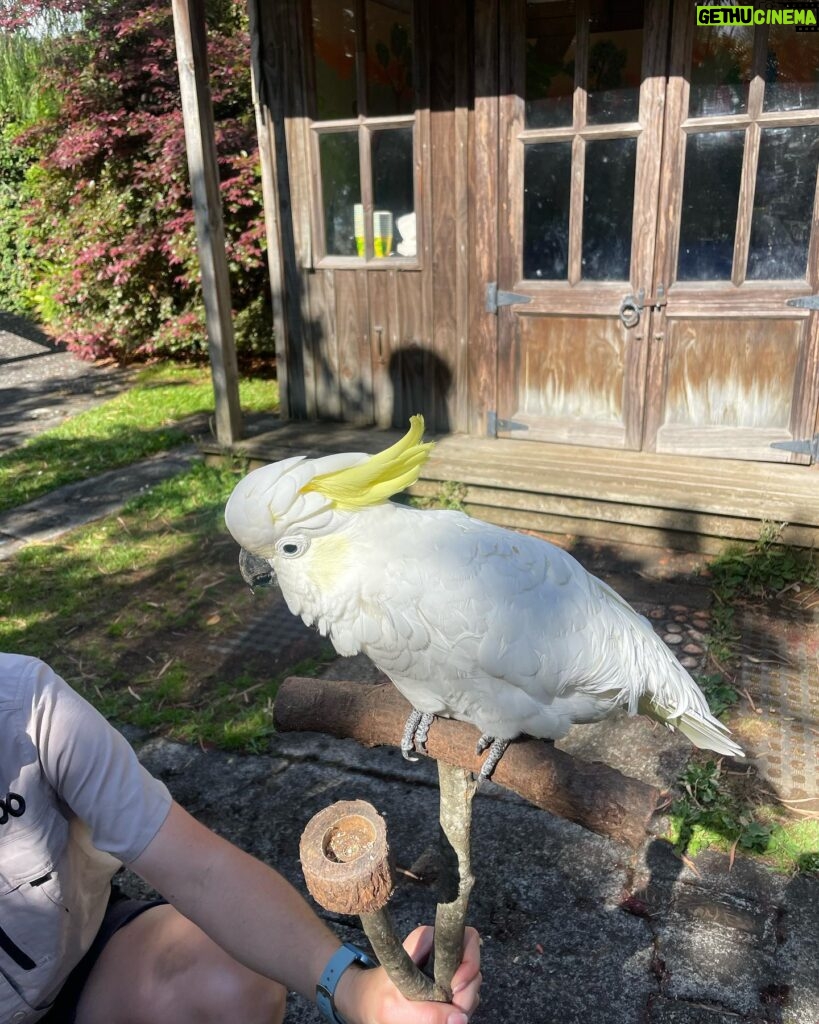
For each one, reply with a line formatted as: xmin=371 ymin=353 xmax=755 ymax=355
xmin=747 ymin=126 xmax=819 ymax=280
xmin=320 ymin=132 xmax=362 ymax=256
xmin=311 ymin=0 xmax=358 ymax=119
xmin=688 ymin=21 xmax=753 ymax=118
xmin=677 ymin=131 xmax=744 ymax=281
xmin=523 ymin=141 xmax=572 ymax=279
xmin=586 ymin=0 xmax=643 ymax=125
xmin=582 ymin=137 xmax=636 ymax=280
xmin=764 ymin=28 xmax=819 ymax=112
xmin=372 ymin=127 xmax=415 ymax=258
xmin=366 ymin=0 xmax=414 ymax=116
xmin=525 ymin=0 xmax=576 ymax=129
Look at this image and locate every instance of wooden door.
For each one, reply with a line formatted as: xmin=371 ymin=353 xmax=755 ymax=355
xmin=495 ymin=0 xmax=669 ymax=448
xmin=644 ymin=6 xmax=819 ymax=462
xmin=495 ymin=0 xmax=819 ymax=463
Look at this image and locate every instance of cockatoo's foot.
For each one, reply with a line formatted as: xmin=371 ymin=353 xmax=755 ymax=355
xmin=475 ymin=735 xmax=510 ymax=778
xmin=401 ymin=709 xmax=435 ymax=761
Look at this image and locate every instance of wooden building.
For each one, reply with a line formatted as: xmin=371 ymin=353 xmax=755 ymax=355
xmin=183 ymin=0 xmax=819 ymax=551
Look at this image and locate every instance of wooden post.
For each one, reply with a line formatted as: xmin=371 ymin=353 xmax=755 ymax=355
xmin=172 ymin=0 xmax=242 ymax=445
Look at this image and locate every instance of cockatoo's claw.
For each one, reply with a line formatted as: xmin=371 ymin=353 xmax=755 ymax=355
xmin=402 ymin=749 xmax=420 ymax=763
xmin=477 ymin=737 xmax=510 ymax=779
xmin=413 ymin=711 xmax=434 ymax=754
xmin=400 ymin=709 xmax=435 ymax=762
xmin=475 ymin=733 xmax=494 ymax=756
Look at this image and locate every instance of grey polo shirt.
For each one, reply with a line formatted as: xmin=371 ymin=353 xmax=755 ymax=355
xmin=0 ymin=653 xmax=172 ymax=1023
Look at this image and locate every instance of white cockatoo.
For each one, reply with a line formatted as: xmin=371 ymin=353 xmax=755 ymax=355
xmin=225 ymin=416 xmax=743 ymax=776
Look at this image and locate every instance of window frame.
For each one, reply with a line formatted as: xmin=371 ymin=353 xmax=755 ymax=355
xmin=304 ymin=0 xmax=425 ymax=271
xmin=671 ymin=20 xmax=819 ymax=288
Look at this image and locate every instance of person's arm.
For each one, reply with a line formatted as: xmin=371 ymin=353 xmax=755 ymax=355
xmin=130 ymin=801 xmax=480 ymax=1024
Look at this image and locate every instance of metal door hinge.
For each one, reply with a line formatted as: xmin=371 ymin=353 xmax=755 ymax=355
xmin=786 ymin=295 xmax=819 ymax=309
xmin=487 ymin=411 xmax=529 ymax=436
xmin=770 ymin=436 xmax=818 ymax=463
xmin=485 ymin=283 xmax=532 ymax=315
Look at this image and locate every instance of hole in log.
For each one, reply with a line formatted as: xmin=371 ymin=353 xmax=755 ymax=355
xmin=323 ymin=815 xmax=377 ymax=863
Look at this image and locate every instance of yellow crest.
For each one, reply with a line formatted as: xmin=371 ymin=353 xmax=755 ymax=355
xmin=302 ymin=415 xmax=433 ymax=510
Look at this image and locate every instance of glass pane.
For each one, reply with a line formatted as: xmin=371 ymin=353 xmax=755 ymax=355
xmin=764 ymin=28 xmax=819 ymax=112
xmin=311 ymin=0 xmax=358 ymax=120
xmin=365 ymin=0 xmax=414 ymax=117
xmin=523 ymin=141 xmax=572 ymax=280
xmin=582 ymin=138 xmax=636 ymax=280
xmin=678 ymin=131 xmax=744 ymax=281
xmin=689 ymin=20 xmax=753 ymax=117
xmin=586 ymin=0 xmax=643 ymax=125
xmin=372 ymin=127 xmax=415 ymax=258
xmin=319 ymin=132 xmax=361 ymax=257
xmin=525 ymin=1 xmax=576 ymax=129
xmin=747 ymin=126 xmax=819 ymax=280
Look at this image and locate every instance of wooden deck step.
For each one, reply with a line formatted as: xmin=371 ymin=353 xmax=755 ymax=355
xmin=201 ymin=420 xmax=819 ymax=553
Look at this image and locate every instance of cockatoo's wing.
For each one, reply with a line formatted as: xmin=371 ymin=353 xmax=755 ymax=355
xmin=343 ymin=507 xmax=739 ymax=755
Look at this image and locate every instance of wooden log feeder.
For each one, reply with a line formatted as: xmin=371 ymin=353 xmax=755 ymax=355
xmin=300 ymin=800 xmax=450 ymax=1002
xmin=276 ymin=677 xmax=661 ymax=850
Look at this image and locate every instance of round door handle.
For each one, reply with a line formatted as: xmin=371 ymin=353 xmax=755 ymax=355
xmin=619 ymin=294 xmax=642 ymax=329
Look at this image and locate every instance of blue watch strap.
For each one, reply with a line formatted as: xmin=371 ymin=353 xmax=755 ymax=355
xmin=316 ymin=942 xmax=378 ymax=1024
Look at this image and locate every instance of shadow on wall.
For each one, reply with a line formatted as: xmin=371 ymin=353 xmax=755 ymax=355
xmin=388 ymin=344 xmax=452 ymax=433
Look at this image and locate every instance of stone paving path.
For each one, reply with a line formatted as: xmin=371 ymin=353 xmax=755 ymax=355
xmin=739 ymin=602 xmax=819 ymax=812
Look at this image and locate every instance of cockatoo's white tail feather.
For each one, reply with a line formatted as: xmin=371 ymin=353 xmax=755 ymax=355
xmin=673 ymin=711 xmax=745 ymax=758
xmin=589 ymin=575 xmax=744 ymax=758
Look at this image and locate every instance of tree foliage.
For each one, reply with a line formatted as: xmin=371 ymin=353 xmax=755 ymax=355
xmin=0 ymin=0 xmax=271 ymax=361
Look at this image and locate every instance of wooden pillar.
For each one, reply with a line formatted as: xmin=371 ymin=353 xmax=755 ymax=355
xmin=172 ymin=0 xmax=243 ymax=445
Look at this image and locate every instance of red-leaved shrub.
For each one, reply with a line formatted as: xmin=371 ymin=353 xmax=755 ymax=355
xmin=4 ymin=0 xmax=270 ymax=361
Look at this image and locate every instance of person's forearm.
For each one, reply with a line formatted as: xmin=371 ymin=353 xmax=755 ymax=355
xmin=131 ymin=802 xmax=342 ymax=1004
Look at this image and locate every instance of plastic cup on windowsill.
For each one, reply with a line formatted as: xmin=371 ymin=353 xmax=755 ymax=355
xmin=373 ymin=211 xmax=393 ymax=258
xmin=354 ymin=203 xmax=365 ymax=257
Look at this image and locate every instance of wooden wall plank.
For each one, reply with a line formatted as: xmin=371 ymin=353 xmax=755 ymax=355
xmin=429 ymin=0 xmax=458 ymax=434
xmin=333 ymin=270 xmax=369 ymax=424
xmin=452 ymin=0 xmax=470 ymax=435
xmin=304 ymin=269 xmax=342 ymax=419
xmin=246 ymin=0 xmax=309 ymax=418
xmin=368 ymin=270 xmax=392 ymax=427
xmin=392 ymin=271 xmax=432 ymax=426
xmin=467 ymin=0 xmax=499 ymax=435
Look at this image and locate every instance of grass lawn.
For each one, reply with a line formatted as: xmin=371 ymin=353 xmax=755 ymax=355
xmin=0 ymin=362 xmax=323 ymax=751
xmin=0 ymin=363 xmax=278 ymax=512
xmin=0 ymin=461 xmax=334 ymax=751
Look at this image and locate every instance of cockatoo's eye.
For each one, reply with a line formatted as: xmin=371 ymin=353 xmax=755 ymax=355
xmin=276 ymin=537 xmax=309 ymax=558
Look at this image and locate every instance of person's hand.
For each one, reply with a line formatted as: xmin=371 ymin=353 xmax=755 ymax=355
xmin=335 ymin=925 xmax=481 ymax=1024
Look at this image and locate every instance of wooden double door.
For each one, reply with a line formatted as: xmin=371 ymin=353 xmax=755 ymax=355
xmin=493 ymin=0 xmax=819 ymax=462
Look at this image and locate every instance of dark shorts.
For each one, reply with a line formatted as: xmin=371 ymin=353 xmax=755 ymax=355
xmin=41 ymin=887 xmax=166 ymax=1024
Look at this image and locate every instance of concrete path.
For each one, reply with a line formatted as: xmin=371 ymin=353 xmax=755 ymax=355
xmin=0 ymin=314 xmax=136 ymax=450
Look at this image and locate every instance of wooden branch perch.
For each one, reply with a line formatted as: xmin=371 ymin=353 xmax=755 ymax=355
xmin=275 ymin=678 xmax=660 ymax=849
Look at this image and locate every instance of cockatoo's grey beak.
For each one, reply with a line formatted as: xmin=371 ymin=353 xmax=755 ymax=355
xmin=239 ymin=549 xmax=277 ymax=591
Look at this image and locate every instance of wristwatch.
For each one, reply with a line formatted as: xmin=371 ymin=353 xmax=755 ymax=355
xmin=316 ymin=942 xmax=378 ymax=1024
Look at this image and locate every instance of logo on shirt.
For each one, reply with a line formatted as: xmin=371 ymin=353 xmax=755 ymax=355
xmin=0 ymin=793 xmax=26 ymax=825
